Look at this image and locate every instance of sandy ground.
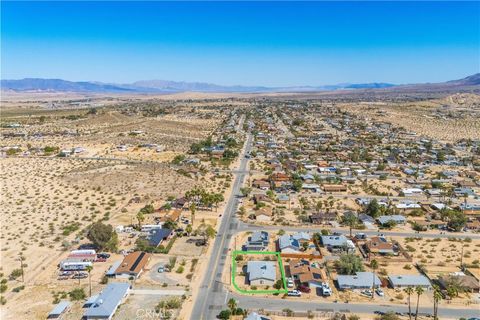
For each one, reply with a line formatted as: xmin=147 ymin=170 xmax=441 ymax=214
xmin=0 ymin=101 xmax=234 ymax=319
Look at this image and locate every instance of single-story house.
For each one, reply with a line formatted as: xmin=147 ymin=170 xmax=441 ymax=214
xmin=402 ymin=188 xmax=424 ymax=196
xmin=255 ymin=207 xmax=273 ymax=222
xmin=243 ymin=231 xmax=270 ymax=251
xmin=276 ymin=193 xmax=290 ymax=204
xmin=278 ymin=235 xmax=301 ymax=253
xmin=310 ymin=212 xmax=337 ymax=224
xmin=302 ymin=183 xmax=322 ymax=193
xmin=388 ymin=275 xmax=432 ymax=289
xmin=358 ymin=213 xmax=376 ymax=224
xmin=114 ymin=251 xmax=151 ymax=279
xmin=438 ymin=274 xmax=480 ymax=293
xmin=292 ymin=232 xmax=311 ymax=244
xmin=252 ymin=193 xmax=272 ymax=204
xmin=247 ymin=261 xmax=276 ymax=286
xmin=83 ymin=283 xmax=130 ymax=320
xmin=323 ymin=184 xmax=347 ymax=192
xmin=252 ymin=180 xmax=270 ymax=190
xmin=377 ymin=215 xmax=406 ymax=225
xmin=289 ymin=259 xmax=324 ymax=288
xmin=365 ymin=236 xmax=397 ymax=255
xmin=147 ymin=228 xmax=174 ymax=247
xmin=337 ymin=272 xmax=380 ymax=290
xmin=321 ymin=235 xmax=355 ymax=253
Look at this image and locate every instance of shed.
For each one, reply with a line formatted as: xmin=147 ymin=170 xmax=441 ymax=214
xmin=47 ymin=301 xmax=70 ymax=319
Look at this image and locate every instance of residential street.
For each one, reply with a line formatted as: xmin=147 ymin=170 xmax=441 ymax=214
xmin=190 ymin=132 xmax=253 ymax=320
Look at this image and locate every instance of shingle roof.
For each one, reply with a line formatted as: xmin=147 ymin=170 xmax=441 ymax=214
xmin=337 ymin=272 xmax=380 ymax=288
xmin=147 ymin=228 xmax=173 ymax=246
xmin=278 ymin=235 xmax=300 ymax=250
xmin=377 ymin=215 xmax=406 ymax=225
xmin=115 ymin=251 xmax=151 ymax=275
xmin=84 ymin=283 xmax=130 ymax=318
xmin=388 ymin=275 xmax=431 ymax=287
xmin=321 ymin=235 xmax=352 ymax=247
xmin=247 ymin=261 xmax=276 ymax=282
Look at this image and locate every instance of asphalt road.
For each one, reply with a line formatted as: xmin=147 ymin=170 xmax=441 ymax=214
xmin=239 ymin=222 xmax=480 ymax=239
xmin=230 ymin=293 xmax=480 ymax=319
xmin=191 ymin=132 xmax=253 ymax=320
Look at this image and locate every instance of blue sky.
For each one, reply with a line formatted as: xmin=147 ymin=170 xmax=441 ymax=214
xmin=1 ymin=1 xmax=479 ymax=86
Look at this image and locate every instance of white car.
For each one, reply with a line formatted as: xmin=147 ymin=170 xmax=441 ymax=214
xmin=321 ymin=283 xmax=332 ymax=296
xmin=287 ymin=290 xmax=301 ymax=297
xmin=361 ymin=289 xmax=373 ymax=297
xmin=287 ymin=278 xmax=294 ymax=288
xmin=376 ymin=288 xmax=385 ymax=297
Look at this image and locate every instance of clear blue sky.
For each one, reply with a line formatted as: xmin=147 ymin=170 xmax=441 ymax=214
xmin=1 ymin=1 xmax=479 ymax=86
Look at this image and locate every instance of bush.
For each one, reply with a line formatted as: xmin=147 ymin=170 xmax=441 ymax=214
xmin=176 ymin=266 xmax=184 ymax=274
xmin=12 ymin=285 xmax=25 ymax=293
xmin=217 ymin=310 xmax=231 ymax=320
xmin=9 ymin=269 xmax=23 ymax=280
xmin=69 ymin=288 xmax=86 ymax=301
xmin=155 ymin=297 xmax=182 ymax=311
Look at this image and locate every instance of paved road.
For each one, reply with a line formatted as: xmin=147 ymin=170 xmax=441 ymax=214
xmin=239 ymin=222 xmax=480 ymax=239
xmin=191 ymin=132 xmax=253 ymax=320
xmin=131 ymin=289 xmax=186 ymax=296
xmin=231 ymin=293 xmax=480 ymax=318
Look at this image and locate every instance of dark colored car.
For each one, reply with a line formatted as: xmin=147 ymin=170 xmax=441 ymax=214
xmin=297 ymin=285 xmax=311 ymax=293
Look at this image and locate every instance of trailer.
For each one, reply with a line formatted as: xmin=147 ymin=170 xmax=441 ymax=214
xmin=60 ymin=261 xmax=93 ymax=271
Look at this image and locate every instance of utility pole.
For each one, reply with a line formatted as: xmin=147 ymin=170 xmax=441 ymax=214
xmin=460 ymin=241 xmax=465 ymax=269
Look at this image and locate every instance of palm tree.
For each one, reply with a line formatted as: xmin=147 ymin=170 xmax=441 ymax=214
xmin=370 ymin=259 xmax=378 ymax=300
xmin=414 ymin=286 xmax=424 ymax=320
xmin=227 ymin=298 xmax=237 ymax=313
xmin=404 ymin=287 xmax=414 ymax=320
xmin=189 ymin=203 xmax=196 ymax=224
xmin=136 ymin=211 xmax=144 ymax=230
xmin=433 ymin=285 xmax=442 ymax=320
xmin=343 ymin=214 xmax=358 ymax=237
xmin=86 ymin=265 xmax=93 ymax=296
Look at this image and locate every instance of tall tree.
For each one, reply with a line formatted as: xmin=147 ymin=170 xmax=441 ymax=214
xmin=414 ymin=286 xmax=424 ymax=320
xmin=86 ymin=265 xmax=93 ymax=296
xmin=404 ymin=287 xmax=414 ymax=320
xmin=189 ymin=203 xmax=196 ymax=224
xmin=433 ymin=285 xmax=442 ymax=320
xmin=227 ymin=298 xmax=237 ymax=313
xmin=343 ymin=214 xmax=358 ymax=237
xmin=136 ymin=211 xmax=145 ymax=230
xmin=370 ymin=259 xmax=378 ymax=300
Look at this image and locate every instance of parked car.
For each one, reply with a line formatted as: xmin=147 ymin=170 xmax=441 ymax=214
xmin=287 ymin=278 xmax=294 ymax=288
xmin=97 ymin=253 xmax=110 ymax=259
xmin=72 ymin=273 xmax=88 ymax=279
xmin=376 ymin=288 xmax=385 ymax=296
xmin=157 ymin=265 xmax=165 ymax=273
xmin=298 ymin=285 xmax=311 ymax=293
xmin=287 ymin=290 xmax=302 ymax=297
xmin=361 ymin=289 xmax=373 ymax=297
xmin=320 ymin=283 xmax=332 ymax=296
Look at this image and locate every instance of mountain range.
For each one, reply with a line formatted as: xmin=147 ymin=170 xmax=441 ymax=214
xmin=1 ymin=74 xmax=479 ymax=94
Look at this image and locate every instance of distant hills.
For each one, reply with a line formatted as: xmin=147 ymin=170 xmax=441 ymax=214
xmin=1 ymin=74 xmax=478 ymax=94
